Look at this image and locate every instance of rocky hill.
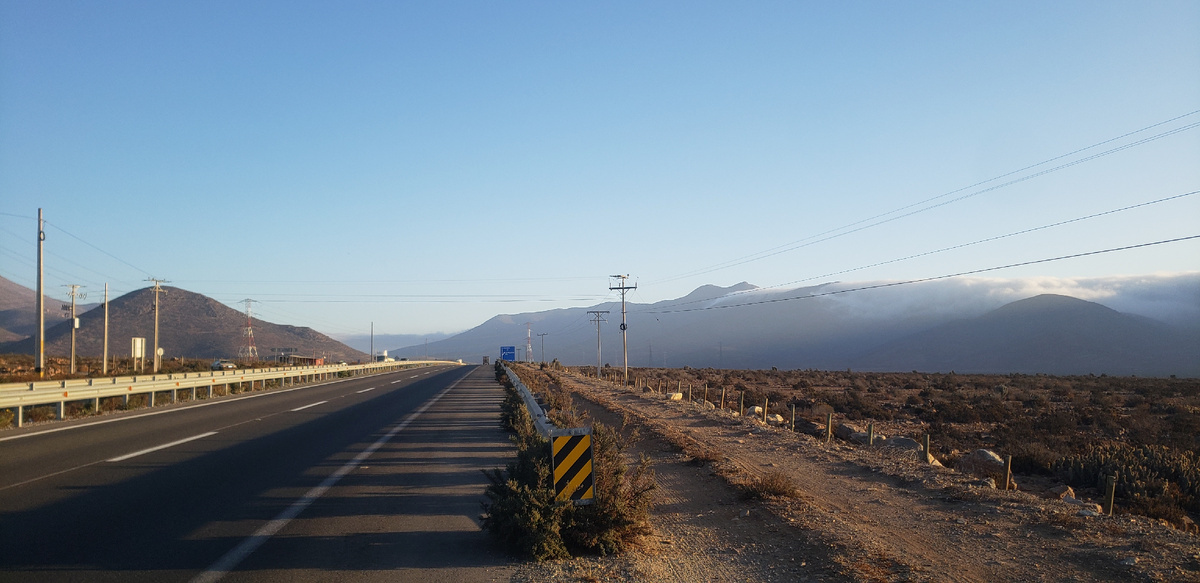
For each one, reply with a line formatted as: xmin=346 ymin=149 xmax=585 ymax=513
xmin=0 ymin=284 xmax=365 ymax=363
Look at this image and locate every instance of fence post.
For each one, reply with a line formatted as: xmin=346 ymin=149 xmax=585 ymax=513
xmin=688 ymin=383 xmax=692 ymax=402
xmin=720 ymin=387 xmax=726 ymax=410
xmin=825 ymin=412 xmax=833 ymax=443
xmin=867 ymin=423 xmax=874 ymax=446
xmin=703 ymin=383 xmax=708 ymax=404
xmin=1106 ymin=473 xmax=1119 ymax=516
xmin=762 ymin=397 xmax=769 ymax=423
xmin=1004 ymin=455 xmax=1013 ymax=490
xmin=790 ymin=404 xmax=796 ymax=431
xmin=739 ymin=392 xmax=744 ymax=417
xmin=923 ymin=434 xmax=932 ymax=464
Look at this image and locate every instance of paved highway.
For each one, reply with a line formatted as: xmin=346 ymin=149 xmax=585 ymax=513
xmin=0 ymin=365 xmax=518 ymax=582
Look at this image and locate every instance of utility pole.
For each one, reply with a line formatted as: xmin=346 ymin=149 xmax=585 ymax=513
xmin=524 ymin=322 xmax=533 ymax=364
xmin=537 ymin=332 xmax=548 ymax=363
xmin=588 ymin=310 xmax=609 ymax=374
xmin=103 ymin=283 xmax=109 ymax=375
xmin=370 ymin=322 xmax=373 ymax=361
xmin=35 ymin=208 xmax=45 ymax=377
xmin=64 ymin=285 xmax=86 ymax=374
xmin=238 ymin=298 xmax=259 ymax=362
xmin=146 ymin=278 xmax=169 ymax=373
xmin=609 ymin=275 xmax=636 ymax=386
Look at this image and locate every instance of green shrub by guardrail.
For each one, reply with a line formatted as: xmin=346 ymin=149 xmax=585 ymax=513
xmin=483 ymin=363 xmax=655 ymax=560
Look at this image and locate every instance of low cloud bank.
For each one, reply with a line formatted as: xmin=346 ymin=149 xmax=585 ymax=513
xmin=713 ymin=272 xmax=1200 ymax=326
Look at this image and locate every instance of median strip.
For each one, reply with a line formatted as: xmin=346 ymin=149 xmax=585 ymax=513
xmin=290 ymin=401 xmax=327 ymax=412
xmin=107 ymin=432 xmax=218 ymax=463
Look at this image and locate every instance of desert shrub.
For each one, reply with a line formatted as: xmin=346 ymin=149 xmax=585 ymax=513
xmin=481 ymin=422 xmax=568 ymax=560
xmin=25 ymin=405 xmax=57 ymax=423
xmin=0 ymin=408 xmax=13 ymax=428
xmin=742 ymin=470 xmax=800 ymax=499
xmin=1055 ymin=442 xmax=1200 ymax=519
xmin=484 ymin=368 xmax=656 ymax=560
xmin=560 ymin=423 xmax=656 ymax=555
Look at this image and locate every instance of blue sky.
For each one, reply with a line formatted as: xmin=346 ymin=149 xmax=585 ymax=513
xmin=2 ymin=1 xmax=1198 ymax=339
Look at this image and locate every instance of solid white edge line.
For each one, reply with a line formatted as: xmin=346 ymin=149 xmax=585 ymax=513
xmin=190 ymin=372 xmax=468 ymax=583
xmin=356 ymin=387 xmax=376 ymax=394
xmin=107 ymin=432 xmax=218 ymax=463
xmin=289 ymin=401 xmax=327 ymax=412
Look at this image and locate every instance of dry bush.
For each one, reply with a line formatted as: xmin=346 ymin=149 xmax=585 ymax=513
xmin=743 ymin=470 xmax=800 ymax=499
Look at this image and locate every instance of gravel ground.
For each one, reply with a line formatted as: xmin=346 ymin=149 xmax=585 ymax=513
xmin=508 ymin=365 xmax=1200 ymax=583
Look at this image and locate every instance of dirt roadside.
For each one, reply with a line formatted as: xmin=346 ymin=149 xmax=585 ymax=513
xmin=510 ymin=366 xmax=1200 ymax=583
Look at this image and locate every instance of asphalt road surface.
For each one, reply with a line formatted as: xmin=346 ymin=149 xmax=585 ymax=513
xmin=0 ymin=364 xmax=518 ymax=582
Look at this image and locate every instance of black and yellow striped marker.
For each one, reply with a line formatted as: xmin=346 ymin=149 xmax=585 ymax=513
xmin=550 ymin=428 xmax=594 ymax=504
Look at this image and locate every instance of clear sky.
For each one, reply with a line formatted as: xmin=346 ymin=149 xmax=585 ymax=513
xmin=2 ymin=1 xmax=1198 ymax=339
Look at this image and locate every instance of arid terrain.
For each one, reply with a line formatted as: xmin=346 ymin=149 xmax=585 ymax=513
xmin=507 ymin=364 xmax=1200 ymax=582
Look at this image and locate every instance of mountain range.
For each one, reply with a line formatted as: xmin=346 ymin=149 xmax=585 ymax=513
xmin=385 ymin=280 xmax=1200 ymax=377
xmin=0 ymin=278 xmax=365 ymax=363
xmin=3 ymin=275 xmax=1196 ymax=377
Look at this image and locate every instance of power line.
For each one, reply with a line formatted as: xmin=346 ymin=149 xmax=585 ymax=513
xmin=44 ymin=220 xmax=154 ymax=278
xmin=654 ymin=112 xmax=1200 ymax=284
xmin=645 ymin=235 xmax=1200 ymax=315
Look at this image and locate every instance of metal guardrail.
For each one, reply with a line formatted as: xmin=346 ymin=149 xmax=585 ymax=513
xmin=1 ymin=360 xmax=462 ymax=428
xmin=501 ymin=362 xmax=554 ymax=436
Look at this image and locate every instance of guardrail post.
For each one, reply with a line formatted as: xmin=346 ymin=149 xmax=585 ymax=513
xmin=92 ymin=397 xmax=100 ymax=411
xmin=56 ymin=400 xmax=64 ymax=421
xmin=16 ymin=406 xmax=24 ymax=427
xmin=149 ymin=391 xmax=155 ymax=407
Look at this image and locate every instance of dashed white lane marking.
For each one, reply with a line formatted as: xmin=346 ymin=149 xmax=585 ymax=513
xmin=289 ymin=401 xmax=327 ymax=412
xmin=356 ymin=387 xmax=377 ymax=394
xmin=190 ymin=375 xmax=465 ymax=583
xmin=107 ymin=432 xmax=218 ymax=463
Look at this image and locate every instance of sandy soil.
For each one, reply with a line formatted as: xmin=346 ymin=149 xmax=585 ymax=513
xmin=510 ymin=366 xmax=1200 ymax=583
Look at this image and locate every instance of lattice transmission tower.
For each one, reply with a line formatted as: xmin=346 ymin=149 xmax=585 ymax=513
xmin=238 ymin=298 xmax=259 ymax=361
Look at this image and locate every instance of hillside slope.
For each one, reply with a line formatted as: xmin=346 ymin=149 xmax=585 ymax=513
xmin=0 ymin=286 xmax=366 ymax=362
xmin=854 ymin=294 xmax=1200 ymax=377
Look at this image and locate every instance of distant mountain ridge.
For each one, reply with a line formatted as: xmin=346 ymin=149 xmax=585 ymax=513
xmin=0 ymin=279 xmax=365 ymax=362
xmin=389 ymin=282 xmax=1200 ymax=377
xmin=853 ymin=294 xmax=1200 ymax=376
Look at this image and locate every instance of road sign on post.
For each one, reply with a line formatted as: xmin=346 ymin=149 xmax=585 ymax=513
xmin=500 ymin=346 xmax=516 ymax=361
xmin=550 ymin=427 xmax=594 ymax=505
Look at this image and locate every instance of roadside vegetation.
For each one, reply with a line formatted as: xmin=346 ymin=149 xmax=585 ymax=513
xmin=584 ymin=365 xmax=1200 ymax=531
xmin=483 ymin=363 xmax=656 ymax=560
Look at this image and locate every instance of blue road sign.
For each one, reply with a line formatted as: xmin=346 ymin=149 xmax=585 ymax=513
xmin=500 ymin=346 xmax=516 ymax=361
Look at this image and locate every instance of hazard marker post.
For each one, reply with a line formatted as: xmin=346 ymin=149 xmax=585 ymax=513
xmin=550 ymin=427 xmax=595 ymax=505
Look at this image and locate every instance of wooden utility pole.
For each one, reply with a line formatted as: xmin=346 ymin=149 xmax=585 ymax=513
xmin=588 ymin=310 xmax=609 ymax=374
xmin=146 ymin=278 xmax=169 ymax=373
xmin=102 ymin=283 xmax=109 ymax=375
xmin=609 ymin=275 xmax=636 ymax=386
xmin=64 ymin=285 xmax=86 ymax=374
xmin=35 ymin=209 xmax=45 ymax=377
